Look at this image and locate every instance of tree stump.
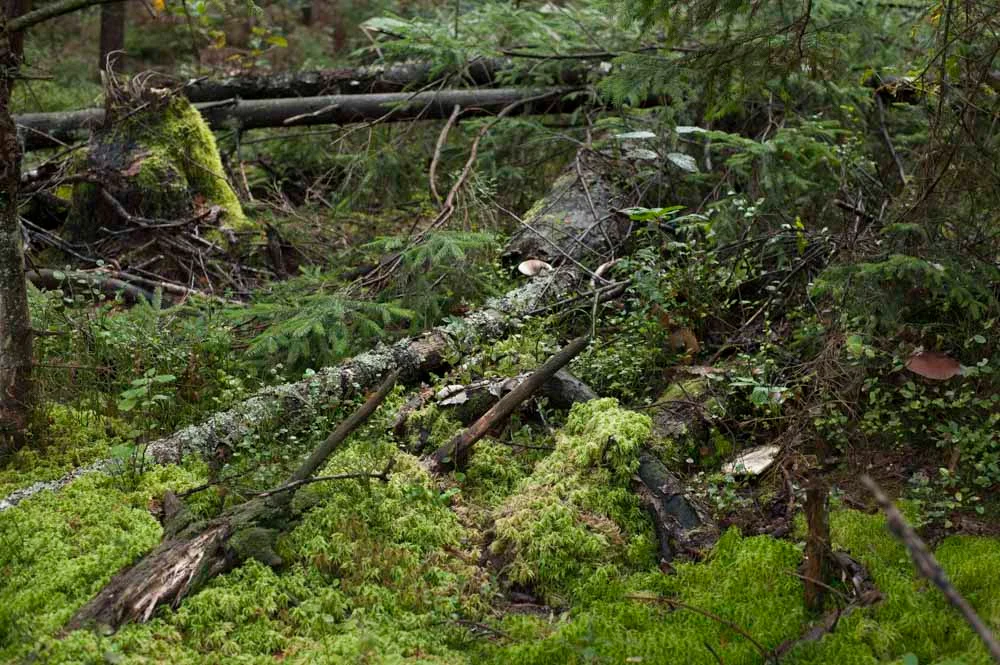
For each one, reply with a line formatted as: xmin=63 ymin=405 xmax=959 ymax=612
xmin=64 ymin=88 xmax=252 ymax=277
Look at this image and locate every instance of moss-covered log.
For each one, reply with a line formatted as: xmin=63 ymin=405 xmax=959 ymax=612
xmin=2 ymin=148 xmax=634 ymax=511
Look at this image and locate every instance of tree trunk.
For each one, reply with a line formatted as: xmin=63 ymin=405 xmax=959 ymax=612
xmin=803 ymin=481 xmax=831 ymax=612
xmin=3 ymin=0 xmax=28 ymax=56
xmin=0 ymin=6 xmax=33 ymax=450
xmin=97 ymin=0 xmax=125 ymax=75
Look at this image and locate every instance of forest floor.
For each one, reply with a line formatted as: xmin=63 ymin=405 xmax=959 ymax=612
xmin=3 ymin=6 xmax=1000 ymax=665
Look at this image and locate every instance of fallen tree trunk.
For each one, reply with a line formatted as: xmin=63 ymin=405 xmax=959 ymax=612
xmin=179 ymin=58 xmax=592 ymax=102
xmin=146 ymin=271 xmax=579 ymax=466
xmin=635 ymin=453 xmax=718 ymax=564
xmin=16 ymin=87 xmax=585 ymax=151
xmin=65 ymin=372 xmax=398 ymax=633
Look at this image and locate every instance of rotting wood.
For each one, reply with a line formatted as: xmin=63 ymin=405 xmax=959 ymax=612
xmin=426 ymin=335 xmax=590 ymax=473
xmin=634 ymin=453 xmax=718 ymax=564
xmin=803 ymin=481 xmax=832 ymax=612
xmin=64 ymin=372 xmax=398 ymax=633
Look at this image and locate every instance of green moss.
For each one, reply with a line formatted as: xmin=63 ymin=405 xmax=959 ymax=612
xmin=0 ymin=465 xmax=202 ymax=660
xmin=490 ymin=517 xmax=1000 ymax=665
xmin=400 ymin=403 xmax=464 ymax=455
xmin=786 ymin=510 xmax=1000 ymax=665
xmin=659 ymin=378 xmax=710 ymax=402
xmin=9 ymin=394 xmax=1000 ymax=665
xmin=124 ymin=97 xmax=249 ymax=233
xmin=490 ymin=399 xmax=656 ymax=602
xmin=68 ymin=95 xmax=250 ymax=245
xmin=0 ymin=405 xmax=127 ymax=497
xmin=492 ymin=529 xmax=807 ymax=664
xmin=464 ymin=438 xmax=537 ymax=506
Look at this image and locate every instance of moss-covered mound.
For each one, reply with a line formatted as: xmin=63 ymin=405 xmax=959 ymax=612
xmin=489 ymin=398 xmax=657 ymax=603
xmin=66 ymin=92 xmax=250 ymax=249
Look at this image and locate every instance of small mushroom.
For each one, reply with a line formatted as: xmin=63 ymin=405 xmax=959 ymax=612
xmin=905 ymin=350 xmax=962 ymax=381
xmin=595 ymin=259 xmax=618 ymax=279
xmin=518 ymin=259 xmax=553 ymax=276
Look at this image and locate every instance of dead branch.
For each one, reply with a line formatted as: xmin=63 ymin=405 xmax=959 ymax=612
xmin=426 ymin=335 xmax=589 ymax=473
xmin=15 ymin=87 xmax=584 ymax=151
xmin=269 ymin=372 xmax=397 ymax=506
xmin=65 ymin=372 xmax=398 ymax=633
xmin=862 ymin=475 xmax=1000 ymax=664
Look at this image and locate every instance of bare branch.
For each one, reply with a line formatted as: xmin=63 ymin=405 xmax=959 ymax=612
xmin=862 ymin=475 xmax=1000 ymax=664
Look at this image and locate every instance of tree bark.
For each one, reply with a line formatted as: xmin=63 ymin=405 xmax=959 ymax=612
xmin=803 ymin=481 xmax=831 ymax=612
xmin=635 ymin=453 xmax=718 ymax=564
xmin=0 ymin=6 xmax=33 ymax=449
xmin=3 ymin=0 xmax=28 ymax=57
xmin=177 ymin=58 xmax=593 ymax=103
xmin=97 ymin=0 xmax=125 ymax=75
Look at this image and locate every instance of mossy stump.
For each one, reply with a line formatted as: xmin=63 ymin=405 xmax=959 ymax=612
xmin=65 ymin=90 xmax=252 ymax=270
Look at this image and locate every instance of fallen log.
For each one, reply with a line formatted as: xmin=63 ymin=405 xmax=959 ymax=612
xmin=635 ymin=453 xmax=718 ymax=564
xmin=426 ymin=335 xmax=590 ymax=473
xmin=16 ymin=86 xmax=585 ymax=151
xmin=179 ymin=58 xmax=592 ymax=102
xmin=64 ymin=372 xmax=398 ymax=633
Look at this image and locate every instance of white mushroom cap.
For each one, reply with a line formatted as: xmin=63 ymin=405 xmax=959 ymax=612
xmin=518 ymin=259 xmax=553 ymax=276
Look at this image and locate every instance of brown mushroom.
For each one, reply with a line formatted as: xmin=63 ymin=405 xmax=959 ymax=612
xmin=905 ymin=350 xmax=962 ymax=381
